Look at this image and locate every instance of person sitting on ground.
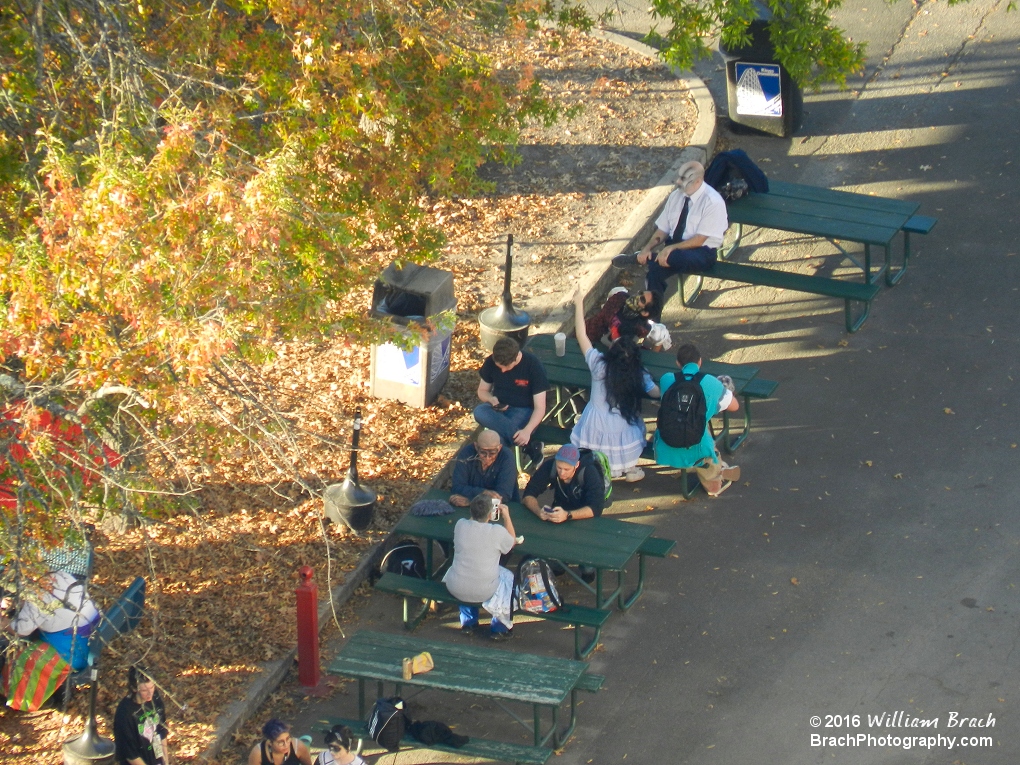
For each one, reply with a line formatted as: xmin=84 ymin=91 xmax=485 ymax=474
xmin=449 ymin=428 xmax=520 ymax=507
xmin=614 ymin=161 xmax=728 ymax=297
xmin=585 ymin=286 xmax=668 ymax=350
xmin=10 ymin=568 xmax=100 ymax=671
xmin=249 ymin=719 xmax=313 ymax=765
xmin=473 ymin=337 xmax=549 ymax=465
xmin=654 ymin=342 xmax=741 ymax=497
xmin=569 ymin=286 xmax=659 ymax=482
xmin=114 ymin=664 xmax=170 ymax=765
xmin=315 ymin=724 xmax=365 ymax=765
xmin=442 ymin=493 xmax=517 ymax=640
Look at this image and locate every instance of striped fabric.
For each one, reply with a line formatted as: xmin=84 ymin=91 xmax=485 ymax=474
xmin=3 ymin=642 xmax=71 ymax=711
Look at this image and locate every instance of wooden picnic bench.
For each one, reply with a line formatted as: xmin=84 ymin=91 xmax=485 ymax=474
xmin=681 ymin=259 xmax=882 ymax=333
xmin=375 ymin=572 xmax=610 ymax=659
xmin=326 ymin=630 xmax=604 ymax=753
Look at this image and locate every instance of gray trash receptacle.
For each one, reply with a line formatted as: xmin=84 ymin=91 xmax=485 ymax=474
xmin=719 ymin=5 xmax=803 ymax=138
xmin=369 ymin=262 xmax=456 ymax=408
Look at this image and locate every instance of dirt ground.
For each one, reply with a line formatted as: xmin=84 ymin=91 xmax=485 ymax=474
xmin=0 ymin=28 xmax=695 ymax=764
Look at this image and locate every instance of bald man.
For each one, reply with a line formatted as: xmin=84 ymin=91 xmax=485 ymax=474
xmin=614 ymin=161 xmax=728 ymax=296
xmin=449 ymin=429 xmax=521 ymax=507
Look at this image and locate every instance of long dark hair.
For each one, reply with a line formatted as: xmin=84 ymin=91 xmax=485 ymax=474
xmin=603 ymin=337 xmax=645 ymax=426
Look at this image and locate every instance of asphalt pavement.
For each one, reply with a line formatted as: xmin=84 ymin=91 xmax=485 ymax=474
xmin=288 ymin=1 xmax=1020 ymax=762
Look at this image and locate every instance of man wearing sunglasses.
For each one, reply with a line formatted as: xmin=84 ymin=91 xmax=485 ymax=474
xmin=450 ymin=429 xmax=520 ymax=507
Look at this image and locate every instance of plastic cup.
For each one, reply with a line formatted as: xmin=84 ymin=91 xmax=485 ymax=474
xmin=554 ymin=332 xmax=567 ymax=356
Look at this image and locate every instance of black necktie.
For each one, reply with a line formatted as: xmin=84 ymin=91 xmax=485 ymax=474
xmin=670 ymin=196 xmax=690 ymax=244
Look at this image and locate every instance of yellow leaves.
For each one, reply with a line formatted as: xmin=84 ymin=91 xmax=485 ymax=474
xmin=944 ymin=407 xmax=955 ymax=415
xmin=790 ymin=577 xmax=799 ymax=586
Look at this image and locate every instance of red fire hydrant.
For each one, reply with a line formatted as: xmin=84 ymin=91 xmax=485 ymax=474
xmin=295 ymin=565 xmax=321 ymax=689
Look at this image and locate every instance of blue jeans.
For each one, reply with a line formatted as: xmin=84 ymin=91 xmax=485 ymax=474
xmin=645 ymin=245 xmax=717 ymax=296
xmin=473 ymin=404 xmax=534 ymax=448
xmin=460 ymin=606 xmax=511 ymax=633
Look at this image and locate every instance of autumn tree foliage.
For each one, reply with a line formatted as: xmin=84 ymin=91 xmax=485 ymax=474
xmin=0 ymin=0 xmax=565 ymax=556
xmin=0 ymin=0 xmax=868 ymax=559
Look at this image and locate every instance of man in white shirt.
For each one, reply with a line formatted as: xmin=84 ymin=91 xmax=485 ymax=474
xmin=615 ymin=161 xmax=728 ymax=296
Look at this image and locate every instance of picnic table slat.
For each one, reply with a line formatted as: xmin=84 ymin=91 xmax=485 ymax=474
xmin=765 ymin=180 xmax=920 ymax=216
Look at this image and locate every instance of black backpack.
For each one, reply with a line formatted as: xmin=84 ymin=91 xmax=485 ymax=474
xmin=657 ymin=372 xmax=708 ymax=448
xmin=367 ymin=696 xmax=407 ymax=752
xmin=379 ymin=539 xmax=426 ymax=579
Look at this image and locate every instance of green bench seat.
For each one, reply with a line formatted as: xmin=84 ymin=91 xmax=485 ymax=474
xmin=680 ymin=260 xmax=882 ymax=333
xmin=321 ymin=716 xmax=552 ymax=765
xmin=375 ymin=572 xmax=611 ymax=659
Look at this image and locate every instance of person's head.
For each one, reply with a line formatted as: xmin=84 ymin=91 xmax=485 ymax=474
xmin=675 ymin=342 xmax=702 ymax=368
xmin=475 ymin=429 xmax=502 ymax=469
xmin=323 ymin=724 xmax=356 ymax=757
xmin=620 ymin=289 xmax=664 ymax=324
xmin=554 ymin=444 xmax=580 ymax=482
xmin=603 ymin=336 xmax=645 ymax=427
xmin=491 ymin=337 xmax=522 ymax=371
xmin=128 ymin=664 xmax=156 ymax=704
xmin=262 ymin=719 xmax=292 ymax=749
xmin=676 ymin=161 xmax=704 ymax=195
xmin=469 ymin=493 xmax=495 ymax=522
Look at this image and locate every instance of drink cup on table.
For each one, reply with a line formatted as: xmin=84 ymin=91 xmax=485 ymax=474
xmin=554 ymin=332 xmax=566 ymax=356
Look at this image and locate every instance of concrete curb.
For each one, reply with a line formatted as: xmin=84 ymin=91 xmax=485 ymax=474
xmin=198 ymin=29 xmax=717 ymax=763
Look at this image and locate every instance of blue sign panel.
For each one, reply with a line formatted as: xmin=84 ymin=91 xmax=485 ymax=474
xmin=734 ymin=63 xmax=783 ymax=117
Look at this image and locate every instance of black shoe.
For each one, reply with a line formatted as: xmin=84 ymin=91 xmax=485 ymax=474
xmin=489 ymin=629 xmax=514 ymax=642
xmin=579 ymin=565 xmax=596 ymax=584
xmin=525 ymin=440 xmax=544 ymax=465
xmin=461 ymin=623 xmax=479 ymax=637
xmin=613 ymin=253 xmax=640 ymax=268
xmin=549 ymin=561 xmax=567 ymax=577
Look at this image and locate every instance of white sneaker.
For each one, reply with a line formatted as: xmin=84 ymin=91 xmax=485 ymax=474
xmin=624 ymin=467 xmax=645 ymax=482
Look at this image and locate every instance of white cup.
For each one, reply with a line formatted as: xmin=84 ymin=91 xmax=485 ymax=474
xmin=554 ymin=332 xmax=567 ymax=356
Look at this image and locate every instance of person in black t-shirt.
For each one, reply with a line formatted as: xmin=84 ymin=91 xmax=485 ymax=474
xmin=114 ymin=665 xmax=169 ymax=765
xmin=473 ymin=337 xmax=549 ymax=464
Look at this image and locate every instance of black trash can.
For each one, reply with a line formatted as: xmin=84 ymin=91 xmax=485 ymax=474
xmin=369 ymin=262 xmax=456 ymax=408
xmin=719 ymin=4 xmax=803 ymax=138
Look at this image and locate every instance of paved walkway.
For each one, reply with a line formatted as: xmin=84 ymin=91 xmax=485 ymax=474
xmin=287 ymin=2 xmax=1020 ymax=762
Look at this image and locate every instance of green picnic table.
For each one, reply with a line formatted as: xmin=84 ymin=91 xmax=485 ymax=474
xmin=394 ymin=488 xmax=657 ymax=612
xmin=326 ymin=629 xmax=604 ymax=753
xmin=527 ymin=333 xmax=773 ymax=453
xmin=726 ymin=179 xmax=934 ymax=287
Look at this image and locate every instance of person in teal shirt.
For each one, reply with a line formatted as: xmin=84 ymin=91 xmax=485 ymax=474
xmin=654 ymin=343 xmax=741 ymax=497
